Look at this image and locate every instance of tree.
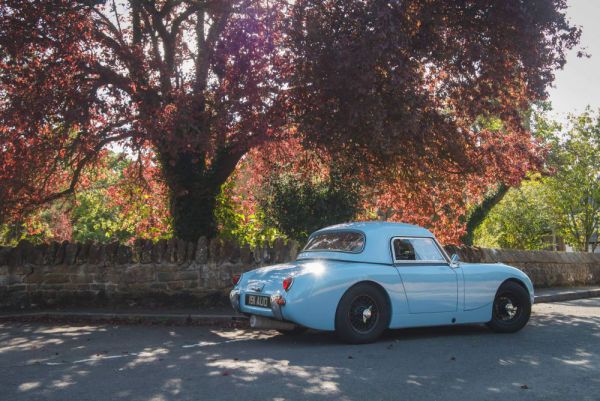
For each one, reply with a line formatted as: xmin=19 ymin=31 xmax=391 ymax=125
xmin=544 ymin=109 xmax=600 ymax=252
xmin=0 ymin=0 xmax=289 ymax=241
xmin=473 ymin=178 xmax=555 ymax=250
xmin=288 ymin=0 xmax=579 ymax=243
xmin=474 ymin=109 xmax=600 ymax=252
xmin=0 ymin=0 xmax=580 ymax=242
xmin=214 ymin=176 xmax=281 ymax=247
xmin=0 ymin=150 xmax=171 ymax=245
xmin=261 ymin=169 xmax=361 ymax=242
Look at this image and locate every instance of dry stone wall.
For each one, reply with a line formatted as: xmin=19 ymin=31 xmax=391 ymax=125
xmin=446 ymin=246 xmax=600 ymax=288
xmin=0 ymin=238 xmax=298 ymax=309
xmin=0 ymin=239 xmax=599 ymax=309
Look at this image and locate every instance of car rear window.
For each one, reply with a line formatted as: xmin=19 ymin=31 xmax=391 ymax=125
xmin=303 ymin=231 xmax=365 ymax=253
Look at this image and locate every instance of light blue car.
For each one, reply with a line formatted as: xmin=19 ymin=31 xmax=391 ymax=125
xmin=230 ymin=222 xmax=534 ymax=344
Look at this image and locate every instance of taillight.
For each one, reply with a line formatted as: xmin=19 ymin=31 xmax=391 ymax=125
xmin=232 ymin=274 xmax=241 ymax=286
xmin=283 ymin=276 xmax=294 ymax=291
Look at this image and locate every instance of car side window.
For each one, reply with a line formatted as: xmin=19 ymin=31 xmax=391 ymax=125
xmin=393 ymin=239 xmax=416 ymax=260
xmin=393 ymin=237 xmax=446 ymax=262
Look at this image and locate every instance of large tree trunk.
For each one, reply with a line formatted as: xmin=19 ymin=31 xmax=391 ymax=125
xmin=160 ymin=149 xmax=243 ymax=241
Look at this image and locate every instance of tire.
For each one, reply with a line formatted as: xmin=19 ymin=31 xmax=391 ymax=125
xmin=277 ymin=326 xmax=308 ymax=336
xmin=487 ymin=281 xmax=531 ymax=333
xmin=335 ymin=283 xmax=390 ymax=344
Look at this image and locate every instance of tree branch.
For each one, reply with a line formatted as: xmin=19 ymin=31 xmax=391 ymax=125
xmin=40 ymin=132 xmax=133 ymax=205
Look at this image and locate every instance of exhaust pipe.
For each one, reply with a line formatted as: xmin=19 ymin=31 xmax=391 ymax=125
xmin=250 ymin=315 xmax=297 ymax=331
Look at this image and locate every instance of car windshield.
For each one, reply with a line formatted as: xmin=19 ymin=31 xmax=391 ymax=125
xmin=303 ymin=231 xmax=365 ymax=253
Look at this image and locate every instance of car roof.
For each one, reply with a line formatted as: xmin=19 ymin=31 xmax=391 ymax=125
xmin=298 ymin=221 xmax=438 ymax=264
xmin=313 ymin=221 xmax=434 ymax=238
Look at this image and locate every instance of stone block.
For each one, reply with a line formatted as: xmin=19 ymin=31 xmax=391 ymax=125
xmin=157 ymin=271 xmax=176 ymax=282
xmin=166 ymin=281 xmax=187 ymax=291
xmin=132 ymin=239 xmax=144 ymax=263
xmin=87 ymin=242 xmax=102 ymax=264
xmin=195 ymin=237 xmax=208 ymax=264
xmin=150 ymin=283 xmax=168 ymax=290
xmin=166 ymin=239 xmax=177 ymax=263
xmin=64 ymin=243 xmax=79 ymax=265
xmin=43 ymin=273 xmax=70 ymax=284
xmin=141 ymin=240 xmax=153 ymax=264
xmin=175 ymin=271 xmax=198 ymax=281
xmin=43 ymin=242 xmax=59 ymax=264
xmin=76 ymin=242 xmax=92 ymax=264
xmin=186 ymin=241 xmax=195 ymax=263
xmin=116 ymin=245 xmax=133 ymax=264
xmin=152 ymin=239 xmax=168 ymax=263
xmin=176 ymin=239 xmax=187 ymax=264
xmin=103 ymin=242 xmax=119 ymax=264
xmin=124 ymin=264 xmax=155 ymax=283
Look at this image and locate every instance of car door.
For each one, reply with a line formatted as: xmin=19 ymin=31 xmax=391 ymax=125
xmin=392 ymin=237 xmax=458 ymax=313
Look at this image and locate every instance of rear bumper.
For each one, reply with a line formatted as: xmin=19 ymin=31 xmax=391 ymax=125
xmin=230 ymin=289 xmax=241 ymax=313
xmin=229 ymin=289 xmax=284 ymax=321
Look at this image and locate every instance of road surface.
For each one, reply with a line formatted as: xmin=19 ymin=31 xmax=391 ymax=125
xmin=1 ymin=299 xmax=599 ymax=401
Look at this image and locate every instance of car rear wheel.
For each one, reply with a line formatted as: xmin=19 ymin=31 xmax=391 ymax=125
xmin=487 ymin=281 xmax=531 ymax=333
xmin=335 ymin=283 xmax=390 ymax=344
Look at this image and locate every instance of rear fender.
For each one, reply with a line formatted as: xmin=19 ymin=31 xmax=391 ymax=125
xmin=282 ymin=261 xmax=404 ymax=331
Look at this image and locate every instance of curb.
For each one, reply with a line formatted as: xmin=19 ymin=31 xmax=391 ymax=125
xmin=534 ymin=288 xmax=600 ymax=304
xmin=0 ymin=311 xmax=248 ymax=326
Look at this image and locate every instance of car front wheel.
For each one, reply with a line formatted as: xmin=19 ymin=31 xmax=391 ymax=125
xmin=487 ymin=281 xmax=531 ymax=333
xmin=335 ymin=283 xmax=390 ymax=344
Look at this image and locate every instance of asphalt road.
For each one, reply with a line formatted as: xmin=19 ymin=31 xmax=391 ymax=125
xmin=1 ymin=299 xmax=599 ymax=401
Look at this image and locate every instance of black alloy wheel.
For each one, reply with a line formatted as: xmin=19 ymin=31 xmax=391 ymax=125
xmin=335 ymin=283 xmax=390 ymax=344
xmin=487 ymin=281 xmax=531 ymax=333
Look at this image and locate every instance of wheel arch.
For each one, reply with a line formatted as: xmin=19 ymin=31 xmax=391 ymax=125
xmin=337 ymin=280 xmax=393 ymax=328
xmin=500 ymin=278 xmax=530 ymax=298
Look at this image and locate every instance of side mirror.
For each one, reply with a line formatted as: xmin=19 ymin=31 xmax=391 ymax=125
xmin=450 ymin=254 xmax=460 ymax=268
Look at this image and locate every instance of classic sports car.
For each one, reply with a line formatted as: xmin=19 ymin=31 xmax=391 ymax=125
xmin=230 ymin=222 xmax=534 ymax=344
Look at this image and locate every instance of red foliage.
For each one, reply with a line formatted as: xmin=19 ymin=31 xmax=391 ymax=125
xmin=0 ymin=0 xmax=290 ymax=238
xmin=106 ymin=151 xmax=171 ymax=240
xmin=0 ymin=0 xmax=580 ymax=242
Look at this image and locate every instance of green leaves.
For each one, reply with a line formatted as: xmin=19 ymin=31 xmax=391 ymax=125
xmin=475 ymin=109 xmax=600 ymax=252
xmin=260 ymin=171 xmax=361 ymax=243
xmin=543 ymin=109 xmax=600 ymax=251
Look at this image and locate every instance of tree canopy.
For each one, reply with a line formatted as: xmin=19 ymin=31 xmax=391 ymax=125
xmin=0 ymin=0 xmax=581 ymax=242
xmin=475 ymin=108 xmax=600 ymax=252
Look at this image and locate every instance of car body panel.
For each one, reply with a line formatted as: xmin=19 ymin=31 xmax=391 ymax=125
xmin=231 ymin=222 xmax=534 ymax=332
xmin=394 ymin=263 xmax=459 ymax=313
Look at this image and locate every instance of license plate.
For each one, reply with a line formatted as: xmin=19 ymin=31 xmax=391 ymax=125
xmin=245 ymin=294 xmax=271 ymax=308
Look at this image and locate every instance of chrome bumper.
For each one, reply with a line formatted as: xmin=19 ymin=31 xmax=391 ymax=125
xmin=230 ymin=289 xmax=240 ymax=313
xmin=270 ymin=294 xmax=284 ymax=321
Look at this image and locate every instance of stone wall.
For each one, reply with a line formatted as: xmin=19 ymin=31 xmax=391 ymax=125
xmin=0 ymin=238 xmax=299 ymax=310
xmin=1 ymin=239 xmax=599 ymax=310
xmin=446 ymin=246 xmax=600 ymax=288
